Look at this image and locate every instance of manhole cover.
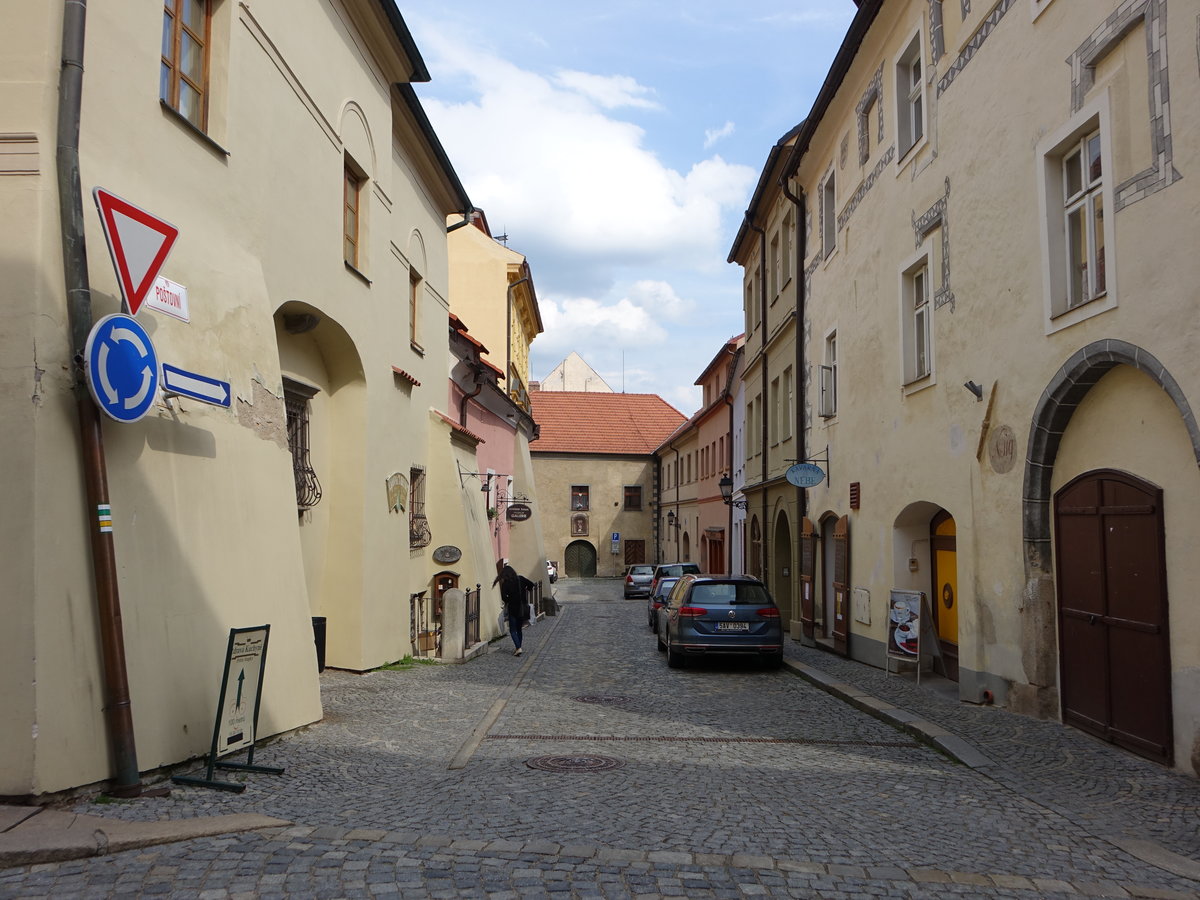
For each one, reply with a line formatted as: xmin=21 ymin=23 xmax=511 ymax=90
xmin=573 ymin=695 xmax=633 ymax=706
xmin=525 ymin=754 xmax=624 ymax=773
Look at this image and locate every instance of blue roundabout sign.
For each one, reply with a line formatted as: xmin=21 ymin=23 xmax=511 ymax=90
xmin=84 ymin=314 xmax=159 ymax=423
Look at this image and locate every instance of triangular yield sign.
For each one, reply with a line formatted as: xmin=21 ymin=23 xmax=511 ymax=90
xmin=93 ymin=188 xmax=179 ymax=317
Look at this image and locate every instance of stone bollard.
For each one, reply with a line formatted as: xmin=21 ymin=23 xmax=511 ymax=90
xmin=440 ymin=588 xmax=465 ymax=660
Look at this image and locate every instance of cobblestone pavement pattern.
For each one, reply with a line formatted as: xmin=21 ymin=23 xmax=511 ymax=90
xmin=3 ymin=578 xmax=1199 ymax=898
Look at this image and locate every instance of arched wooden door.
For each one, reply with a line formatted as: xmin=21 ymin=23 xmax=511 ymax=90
xmin=772 ymin=513 xmax=793 ymax=623
xmin=798 ymin=518 xmax=816 ymax=640
xmin=1054 ymin=470 xmax=1172 ymax=765
xmin=832 ymin=515 xmax=849 ymax=656
xmin=564 ymin=540 xmax=597 ymax=577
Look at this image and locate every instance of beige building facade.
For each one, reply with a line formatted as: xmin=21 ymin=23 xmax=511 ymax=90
xmin=1 ymin=2 xmax=472 ymax=795
xmin=736 ymin=0 xmax=1200 ymax=773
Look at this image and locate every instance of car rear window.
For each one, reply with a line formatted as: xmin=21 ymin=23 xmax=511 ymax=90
xmin=629 ymin=566 xmax=654 ymax=575
xmin=688 ymin=583 xmax=771 ymax=606
xmin=653 ymin=578 xmax=679 ymax=597
xmin=659 ymin=564 xmax=700 ymax=577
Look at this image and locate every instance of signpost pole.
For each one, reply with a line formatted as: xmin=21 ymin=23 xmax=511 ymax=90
xmin=56 ymin=0 xmax=149 ymax=798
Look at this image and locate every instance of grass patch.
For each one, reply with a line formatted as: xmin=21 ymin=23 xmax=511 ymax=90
xmin=379 ymin=654 xmax=439 ymax=671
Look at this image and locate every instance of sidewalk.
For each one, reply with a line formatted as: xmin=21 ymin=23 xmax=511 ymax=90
xmin=781 ymin=638 xmax=1200 ymax=883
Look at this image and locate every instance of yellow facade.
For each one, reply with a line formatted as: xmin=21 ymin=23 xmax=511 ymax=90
xmin=737 ymin=0 xmax=1200 ymax=772
xmin=1 ymin=2 xmax=469 ymax=794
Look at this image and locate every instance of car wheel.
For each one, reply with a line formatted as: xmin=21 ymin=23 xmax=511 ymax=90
xmin=666 ymin=632 xmax=685 ymax=668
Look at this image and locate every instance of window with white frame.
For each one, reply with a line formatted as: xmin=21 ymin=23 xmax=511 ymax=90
xmin=769 ymin=232 xmax=780 ymax=298
xmin=821 ymin=170 xmax=836 ymax=258
xmin=819 ymin=331 xmax=838 ymax=418
xmin=1037 ymin=98 xmax=1116 ymax=329
xmin=902 ymin=260 xmax=932 ymax=384
xmin=896 ymin=34 xmax=924 ymax=160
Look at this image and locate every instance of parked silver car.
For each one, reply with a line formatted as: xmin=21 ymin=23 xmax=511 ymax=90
xmin=623 ymin=564 xmax=655 ymax=599
xmin=656 ymin=574 xmax=783 ymax=669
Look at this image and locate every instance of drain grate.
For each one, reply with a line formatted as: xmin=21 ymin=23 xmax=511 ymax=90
xmin=573 ymin=695 xmax=634 ymax=706
xmin=493 ymin=734 xmax=918 ymax=748
xmin=525 ymin=754 xmax=625 ymax=772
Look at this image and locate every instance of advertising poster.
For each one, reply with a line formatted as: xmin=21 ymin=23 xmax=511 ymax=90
xmin=887 ymin=591 xmax=923 ymax=659
xmin=217 ymin=627 xmax=268 ymax=757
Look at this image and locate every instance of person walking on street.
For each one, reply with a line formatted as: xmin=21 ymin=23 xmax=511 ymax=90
xmin=494 ymin=558 xmax=528 ymax=656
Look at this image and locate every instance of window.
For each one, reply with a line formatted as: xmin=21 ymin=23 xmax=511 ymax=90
xmin=1037 ymin=98 xmax=1116 ymax=329
xmin=902 ymin=261 xmax=932 ymax=383
xmin=571 ymin=485 xmax=590 ymax=510
xmin=283 ymin=378 xmax=321 ymax=511
xmin=769 ymin=232 xmax=780 ymax=297
xmin=1062 ymin=131 xmax=1106 ymax=309
xmin=409 ymin=466 xmax=430 ymax=548
xmin=821 ymin=171 xmax=836 ymax=258
xmin=344 ymin=163 xmax=363 ymax=267
xmin=769 ymin=377 xmax=780 ymax=445
xmin=624 ymin=485 xmax=643 ymax=510
xmin=409 ymin=267 xmax=422 ymax=347
xmin=820 ymin=331 xmax=838 ymax=418
xmin=782 ymin=367 xmax=793 ymax=439
xmin=781 ymin=210 xmax=793 ymax=284
xmin=161 ymin=0 xmax=211 ymax=129
xmin=896 ymin=34 xmax=925 ymax=159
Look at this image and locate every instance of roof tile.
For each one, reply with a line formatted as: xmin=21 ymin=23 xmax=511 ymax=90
xmin=531 ymin=392 xmax=686 ymax=455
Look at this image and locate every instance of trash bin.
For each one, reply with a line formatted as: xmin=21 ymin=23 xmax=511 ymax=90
xmin=311 ymin=616 xmax=327 ymax=672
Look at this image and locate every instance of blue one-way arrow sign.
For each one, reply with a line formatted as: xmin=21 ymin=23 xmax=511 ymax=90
xmin=162 ymin=363 xmax=231 ymax=408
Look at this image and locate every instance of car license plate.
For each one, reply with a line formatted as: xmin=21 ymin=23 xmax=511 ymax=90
xmin=715 ymin=622 xmax=749 ymax=632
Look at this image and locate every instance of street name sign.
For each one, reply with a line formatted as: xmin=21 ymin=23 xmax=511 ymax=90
xmin=162 ymin=363 xmax=231 ymax=408
xmin=93 ymin=188 xmax=179 ymax=316
xmin=146 ymin=275 xmax=190 ymax=322
xmin=84 ymin=314 xmax=159 ymax=423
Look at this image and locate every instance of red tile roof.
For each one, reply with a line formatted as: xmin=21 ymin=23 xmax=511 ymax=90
xmin=531 ymin=392 xmax=686 ymax=455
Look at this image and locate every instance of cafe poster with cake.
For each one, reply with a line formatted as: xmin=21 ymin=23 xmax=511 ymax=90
xmin=887 ymin=590 xmax=924 ymax=659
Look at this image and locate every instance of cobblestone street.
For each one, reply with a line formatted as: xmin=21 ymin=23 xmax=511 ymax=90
xmin=3 ymin=578 xmax=1199 ymax=898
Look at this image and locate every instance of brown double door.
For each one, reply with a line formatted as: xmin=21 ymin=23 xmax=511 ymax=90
xmin=1054 ymin=470 xmax=1173 ymax=765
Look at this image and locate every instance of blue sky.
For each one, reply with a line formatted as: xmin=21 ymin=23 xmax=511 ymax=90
xmin=399 ymin=1 xmax=856 ymax=413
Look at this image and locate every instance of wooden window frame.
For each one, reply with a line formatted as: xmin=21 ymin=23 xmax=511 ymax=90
xmin=161 ymin=0 xmax=212 ymax=131
xmin=344 ymin=163 xmax=363 ymax=268
xmin=571 ymin=485 xmax=590 ymax=511
xmin=623 ymin=485 xmax=643 ymax=511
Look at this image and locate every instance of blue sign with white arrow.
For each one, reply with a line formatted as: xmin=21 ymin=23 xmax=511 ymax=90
xmin=162 ymin=363 xmax=231 ymax=408
xmin=84 ymin=314 xmax=159 ymax=423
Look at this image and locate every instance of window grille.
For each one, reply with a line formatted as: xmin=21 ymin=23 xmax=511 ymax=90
xmin=571 ymin=485 xmax=589 ymax=510
xmin=409 ymin=466 xmax=431 ymax=548
xmin=283 ymin=378 xmax=321 ymax=510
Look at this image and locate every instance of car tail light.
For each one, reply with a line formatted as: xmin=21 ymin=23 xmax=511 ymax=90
xmin=678 ymin=606 xmax=706 ymax=617
xmin=625 ymin=575 xmax=633 ymax=584
xmin=756 ymin=607 xmax=780 ymax=618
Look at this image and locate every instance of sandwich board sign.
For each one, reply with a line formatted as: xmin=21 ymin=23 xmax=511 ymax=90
xmin=884 ymin=590 xmax=942 ymax=683
xmin=172 ymin=625 xmax=285 ymax=793
xmin=93 ymin=188 xmax=179 ymax=316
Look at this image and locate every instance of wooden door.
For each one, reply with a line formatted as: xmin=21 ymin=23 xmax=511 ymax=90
xmin=832 ymin=515 xmax=849 ymax=656
xmin=624 ymin=539 xmax=646 ymax=565
xmin=1055 ymin=470 xmax=1172 ymax=765
xmin=799 ymin=518 xmax=816 ymax=640
xmin=565 ymin=540 xmax=597 ymax=577
xmin=930 ymin=511 xmax=959 ymax=681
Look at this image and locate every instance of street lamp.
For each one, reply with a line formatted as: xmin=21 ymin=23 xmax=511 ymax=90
xmin=718 ymin=475 xmax=749 ymax=510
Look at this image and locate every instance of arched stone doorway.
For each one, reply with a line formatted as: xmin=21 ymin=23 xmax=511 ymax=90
xmin=564 ymin=540 xmax=597 ymax=577
xmin=1022 ymin=342 xmax=1200 ymax=725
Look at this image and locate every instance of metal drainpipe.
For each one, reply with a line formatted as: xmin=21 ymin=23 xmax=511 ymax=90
xmin=57 ymin=0 xmax=145 ymax=797
xmin=721 ymin=346 xmax=736 ymax=574
xmin=458 ymin=367 xmax=484 ymax=428
xmin=750 ymin=222 xmax=768 ymax=583
xmin=781 ymin=177 xmax=808 ymax=525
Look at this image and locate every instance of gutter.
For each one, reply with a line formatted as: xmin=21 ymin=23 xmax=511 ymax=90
xmin=395 ymin=84 xmax=471 ymax=213
xmin=781 ymin=178 xmax=807 ymax=524
xmin=751 ymin=222 xmax=769 ymax=582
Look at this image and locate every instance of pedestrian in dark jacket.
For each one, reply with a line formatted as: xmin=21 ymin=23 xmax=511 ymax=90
xmin=493 ymin=558 xmax=528 ymax=656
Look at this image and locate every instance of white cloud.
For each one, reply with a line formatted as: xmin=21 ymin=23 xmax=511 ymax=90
xmin=553 ymin=70 xmax=660 ymax=110
xmin=413 ymin=33 xmax=756 ymax=280
xmin=704 ymin=121 xmax=735 ymax=148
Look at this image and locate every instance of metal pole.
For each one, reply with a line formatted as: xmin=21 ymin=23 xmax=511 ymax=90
xmin=56 ymin=0 xmax=144 ymax=796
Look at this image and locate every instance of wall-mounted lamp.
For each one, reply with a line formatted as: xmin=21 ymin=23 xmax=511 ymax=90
xmin=666 ymin=510 xmax=681 ymax=532
xmin=964 ymin=381 xmax=984 ymax=401
xmin=718 ymin=475 xmax=749 ymax=510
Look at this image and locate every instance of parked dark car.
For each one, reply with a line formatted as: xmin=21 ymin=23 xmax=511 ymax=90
xmin=623 ymin=564 xmax=655 ymax=599
xmin=656 ymin=575 xmax=783 ymax=669
xmin=646 ymin=576 xmax=680 ymax=632
xmin=649 ymin=562 xmax=701 ymax=597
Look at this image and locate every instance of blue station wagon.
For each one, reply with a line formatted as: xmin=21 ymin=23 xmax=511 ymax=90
xmin=656 ymin=575 xmax=783 ymax=669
